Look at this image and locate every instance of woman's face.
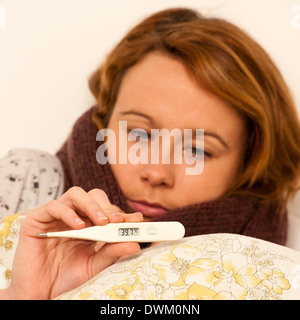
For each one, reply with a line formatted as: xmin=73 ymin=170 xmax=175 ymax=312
xmin=107 ymin=51 xmax=246 ymax=220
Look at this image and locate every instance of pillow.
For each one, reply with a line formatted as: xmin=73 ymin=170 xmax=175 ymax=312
xmin=56 ymin=233 xmax=300 ymax=300
xmin=0 ymin=213 xmax=24 ymax=289
xmin=1 ymin=213 xmax=300 ymax=299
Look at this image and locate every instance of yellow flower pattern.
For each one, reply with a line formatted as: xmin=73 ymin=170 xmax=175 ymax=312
xmin=151 ymin=245 xmax=218 ymax=287
xmin=0 ymin=213 xmax=21 ymax=246
xmin=1 ymin=213 xmax=300 ymax=299
xmin=0 ymin=213 xmax=24 ymax=289
xmin=258 ymin=268 xmax=291 ymax=295
xmin=212 ymin=253 xmax=261 ymax=299
xmin=106 ymin=283 xmax=135 ymax=300
xmin=56 ymin=234 xmax=300 ymax=300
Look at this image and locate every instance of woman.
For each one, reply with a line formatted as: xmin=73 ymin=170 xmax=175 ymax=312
xmin=1 ymin=7 xmax=300 ymax=299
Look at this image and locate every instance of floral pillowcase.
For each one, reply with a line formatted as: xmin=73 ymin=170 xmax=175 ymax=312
xmin=56 ymin=232 xmax=300 ymax=300
xmin=1 ymin=213 xmax=300 ymax=300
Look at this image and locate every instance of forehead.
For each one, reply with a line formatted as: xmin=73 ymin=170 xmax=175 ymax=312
xmin=114 ymin=51 xmax=244 ymax=135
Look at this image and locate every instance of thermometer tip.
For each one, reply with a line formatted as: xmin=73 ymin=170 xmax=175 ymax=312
xmin=38 ymin=233 xmax=48 ymax=238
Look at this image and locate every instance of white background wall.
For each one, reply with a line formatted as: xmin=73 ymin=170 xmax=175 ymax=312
xmin=1 ymin=0 xmax=300 ymax=211
xmin=0 ymin=0 xmax=299 ymax=158
xmin=1 ymin=0 xmax=300 ymax=247
xmin=1 ymin=0 xmax=300 ymax=232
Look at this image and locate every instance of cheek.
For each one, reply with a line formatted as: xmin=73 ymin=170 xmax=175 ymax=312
xmin=178 ymin=157 xmax=240 ymax=204
xmin=110 ymin=163 xmax=141 ymax=192
xmin=107 ymin=126 xmax=142 ymax=192
xmin=176 ymin=172 xmax=220 ymax=204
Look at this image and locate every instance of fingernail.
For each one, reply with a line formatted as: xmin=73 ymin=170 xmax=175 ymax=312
xmin=75 ymin=217 xmax=85 ymax=226
xmin=96 ymin=210 xmax=108 ymax=220
xmin=111 ymin=212 xmax=123 ymax=218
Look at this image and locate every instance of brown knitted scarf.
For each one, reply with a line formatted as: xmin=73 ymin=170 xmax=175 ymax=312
xmin=56 ymin=107 xmax=287 ymax=245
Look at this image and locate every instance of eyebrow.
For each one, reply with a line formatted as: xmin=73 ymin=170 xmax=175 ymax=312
xmin=204 ymin=132 xmax=229 ymax=149
xmin=119 ymin=110 xmax=156 ymax=125
xmin=120 ymin=110 xmax=229 ymax=149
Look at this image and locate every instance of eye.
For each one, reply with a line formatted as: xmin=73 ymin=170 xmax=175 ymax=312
xmin=128 ymin=129 xmax=150 ymax=141
xmin=184 ymin=146 xmax=211 ymax=161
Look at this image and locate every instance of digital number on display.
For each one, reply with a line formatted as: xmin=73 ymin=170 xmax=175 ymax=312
xmin=118 ymin=228 xmax=140 ymax=236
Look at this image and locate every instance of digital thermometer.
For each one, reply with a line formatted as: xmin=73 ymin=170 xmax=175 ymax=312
xmin=38 ymin=221 xmax=185 ymax=243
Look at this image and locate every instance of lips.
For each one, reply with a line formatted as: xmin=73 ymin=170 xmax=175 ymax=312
xmin=127 ymin=199 xmax=168 ymax=218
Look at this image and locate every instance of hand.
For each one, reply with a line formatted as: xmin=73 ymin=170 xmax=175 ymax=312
xmin=4 ymin=187 xmax=143 ymax=300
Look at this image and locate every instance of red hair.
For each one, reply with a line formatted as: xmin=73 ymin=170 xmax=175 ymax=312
xmin=89 ymin=8 xmax=300 ymax=215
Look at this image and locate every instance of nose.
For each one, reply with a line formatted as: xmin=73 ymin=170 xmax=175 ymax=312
xmin=140 ymin=163 xmax=174 ymax=188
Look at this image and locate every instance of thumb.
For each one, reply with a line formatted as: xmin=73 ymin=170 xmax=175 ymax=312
xmin=91 ymin=242 xmax=141 ymax=276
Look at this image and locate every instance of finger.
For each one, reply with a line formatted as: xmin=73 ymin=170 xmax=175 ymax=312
xmin=91 ymin=242 xmax=141 ymax=276
xmin=31 ymin=200 xmax=86 ymax=230
xmin=106 ymin=211 xmax=144 ymax=223
xmin=110 ymin=205 xmax=125 ymax=213
xmin=88 ymin=189 xmax=120 ymax=215
xmin=59 ymin=187 xmax=109 ymax=225
xmin=88 ymin=189 xmax=143 ymax=223
xmin=88 ymin=189 xmax=127 ymax=223
xmin=101 ymin=211 xmax=143 ymax=225
xmin=123 ymin=211 xmax=144 ymax=222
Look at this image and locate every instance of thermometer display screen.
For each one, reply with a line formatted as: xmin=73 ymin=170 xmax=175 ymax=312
xmin=119 ymin=228 xmax=140 ymax=236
